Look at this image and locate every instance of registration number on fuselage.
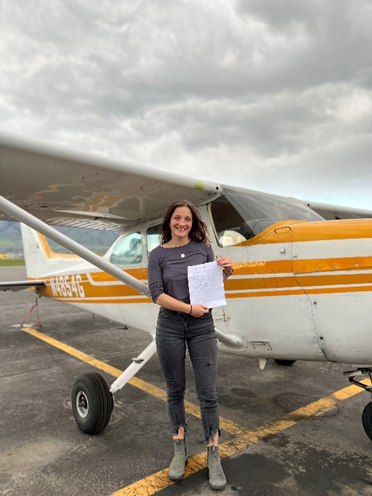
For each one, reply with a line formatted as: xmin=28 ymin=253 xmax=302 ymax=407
xmin=49 ymin=274 xmax=85 ymax=298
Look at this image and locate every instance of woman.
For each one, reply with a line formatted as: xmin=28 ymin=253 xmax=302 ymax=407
xmin=148 ymin=199 xmax=233 ymax=490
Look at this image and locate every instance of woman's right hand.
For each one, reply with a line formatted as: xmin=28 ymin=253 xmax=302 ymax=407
xmin=191 ymin=304 xmax=209 ymax=318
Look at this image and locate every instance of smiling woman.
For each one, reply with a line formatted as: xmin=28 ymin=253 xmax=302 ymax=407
xmin=169 ymin=206 xmax=192 ymax=243
xmin=147 ymin=199 xmax=233 ymax=490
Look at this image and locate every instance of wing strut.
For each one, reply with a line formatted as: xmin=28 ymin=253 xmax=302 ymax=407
xmin=109 ymin=339 xmax=157 ymax=394
xmin=0 ymin=196 xmax=150 ymax=297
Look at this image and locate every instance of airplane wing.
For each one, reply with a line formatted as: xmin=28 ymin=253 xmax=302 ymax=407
xmin=0 ymin=133 xmax=221 ymax=231
xmin=0 ymin=280 xmax=45 ymax=292
xmin=1 ymin=132 xmax=371 ymax=229
xmin=302 ymin=200 xmax=372 ymax=220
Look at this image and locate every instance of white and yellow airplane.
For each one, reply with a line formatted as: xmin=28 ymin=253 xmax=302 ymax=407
xmin=1 ymin=133 xmax=372 ymax=439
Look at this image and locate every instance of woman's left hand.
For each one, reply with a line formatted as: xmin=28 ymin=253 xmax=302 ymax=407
xmin=216 ymin=256 xmax=233 ymax=276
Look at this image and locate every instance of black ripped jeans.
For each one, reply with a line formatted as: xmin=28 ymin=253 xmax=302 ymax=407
xmin=156 ymin=307 xmax=219 ymax=443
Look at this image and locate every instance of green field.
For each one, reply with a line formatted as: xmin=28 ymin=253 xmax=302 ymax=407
xmin=0 ymin=259 xmax=25 ymax=267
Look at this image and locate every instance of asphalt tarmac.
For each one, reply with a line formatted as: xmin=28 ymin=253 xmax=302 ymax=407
xmin=1 ymin=266 xmax=372 ymax=496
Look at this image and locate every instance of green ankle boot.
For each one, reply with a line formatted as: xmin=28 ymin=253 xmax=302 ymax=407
xmin=207 ymin=446 xmax=226 ymax=490
xmin=168 ymin=439 xmax=187 ymax=480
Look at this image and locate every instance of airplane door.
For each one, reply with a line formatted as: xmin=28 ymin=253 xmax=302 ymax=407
xmin=243 ymin=225 xmax=325 ymax=360
xmin=292 ymin=235 xmax=327 ymax=360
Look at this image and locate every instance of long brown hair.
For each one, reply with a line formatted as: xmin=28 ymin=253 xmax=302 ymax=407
xmin=160 ymin=200 xmax=210 ymax=245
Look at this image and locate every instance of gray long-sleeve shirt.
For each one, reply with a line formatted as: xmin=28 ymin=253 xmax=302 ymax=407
xmin=148 ymin=240 xmax=214 ymax=304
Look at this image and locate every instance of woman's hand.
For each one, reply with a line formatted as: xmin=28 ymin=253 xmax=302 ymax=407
xmin=217 ymin=256 xmax=233 ymax=277
xmin=191 ymin=304 xmax=209 ymax=318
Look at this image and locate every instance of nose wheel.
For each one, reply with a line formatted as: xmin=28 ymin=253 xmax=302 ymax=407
xmin=362 ymin=403 xmax=372 ymax=442
xmin=344 ymin=368 xmax=372 ymax=442
xmin=72 ymin=372 xmax=113 ymax=434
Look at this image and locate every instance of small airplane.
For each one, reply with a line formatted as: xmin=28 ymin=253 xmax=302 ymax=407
xmin=1 ymin=132 xmax=372 ymax=441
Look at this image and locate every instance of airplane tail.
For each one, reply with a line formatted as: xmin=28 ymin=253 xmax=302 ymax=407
xmin=21 ymin=223 xmax=81 ymax=278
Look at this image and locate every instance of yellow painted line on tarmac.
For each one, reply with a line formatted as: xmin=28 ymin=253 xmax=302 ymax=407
xmin=21 ymin=327 xmax=370 ymax=496
xmin=21 ymin=327 xmax=246 ymax=436
xmin=22 ymin=326 xmax=124 ymax=377
xmin=111 ymin=380 xmax=370 ymax=496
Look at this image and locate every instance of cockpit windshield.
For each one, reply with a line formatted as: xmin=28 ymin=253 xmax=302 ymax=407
xmin=211 ymin=186 xmax=323 ymax=247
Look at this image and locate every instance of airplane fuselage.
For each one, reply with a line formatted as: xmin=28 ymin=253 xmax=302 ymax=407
xmin=23 ymin=214 xmax=372 ymax=367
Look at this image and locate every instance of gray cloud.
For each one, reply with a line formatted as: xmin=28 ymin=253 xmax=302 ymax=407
xmin=1 ymin=0 xmax=371 ymax=209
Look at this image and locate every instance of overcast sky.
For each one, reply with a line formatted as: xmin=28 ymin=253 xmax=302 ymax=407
xmin=1 ymin=0 xmax=372 ymax=209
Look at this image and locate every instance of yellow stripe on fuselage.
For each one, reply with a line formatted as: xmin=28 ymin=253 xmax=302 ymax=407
xmin=32 ymin=269 xmax=372 ymax=304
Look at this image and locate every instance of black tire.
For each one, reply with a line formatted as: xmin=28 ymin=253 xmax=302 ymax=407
xmin=274 ymin=359 xmax=296 ymax=366
xmin=71 ymin=372 xmax=113 ymax=434
xmin=362 ymin=402 xmax=372 ymax=442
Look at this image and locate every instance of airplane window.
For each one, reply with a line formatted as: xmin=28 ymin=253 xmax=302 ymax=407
xmin=146 ymin=224 xmax=162 ymax=254
xmin=110 ymin=232 xmax=143 ymax=266
xmin=211 ymin=187 xmax=323 ymax=247
xmin=210 ymin=196 xmax=248 ymax=247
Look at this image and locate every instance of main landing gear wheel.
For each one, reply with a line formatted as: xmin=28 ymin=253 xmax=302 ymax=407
xmin=72 ymin=372 xmax=113 ymax=434
xmin=362 ymin=402 xmax=372 ymax=442
xmin=274 ymin=359 xmax=296 ymax=366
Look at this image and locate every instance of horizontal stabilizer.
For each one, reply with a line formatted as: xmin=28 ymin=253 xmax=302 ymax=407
xmin=0 ymin=280 xmax=45 ymax=292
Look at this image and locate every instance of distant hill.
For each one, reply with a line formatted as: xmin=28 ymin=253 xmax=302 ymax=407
xmin=0 ymin=222 xmax=23 ymax=255
xmin=0 ymin=221 xmax=119 ymax=258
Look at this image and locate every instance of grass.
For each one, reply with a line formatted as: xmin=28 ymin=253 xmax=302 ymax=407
xmin=0 ymin=259 xmax=25 ymax=267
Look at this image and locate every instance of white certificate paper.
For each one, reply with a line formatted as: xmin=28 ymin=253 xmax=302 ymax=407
xmin=187 ymin=261 xmax=226 ymax=308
